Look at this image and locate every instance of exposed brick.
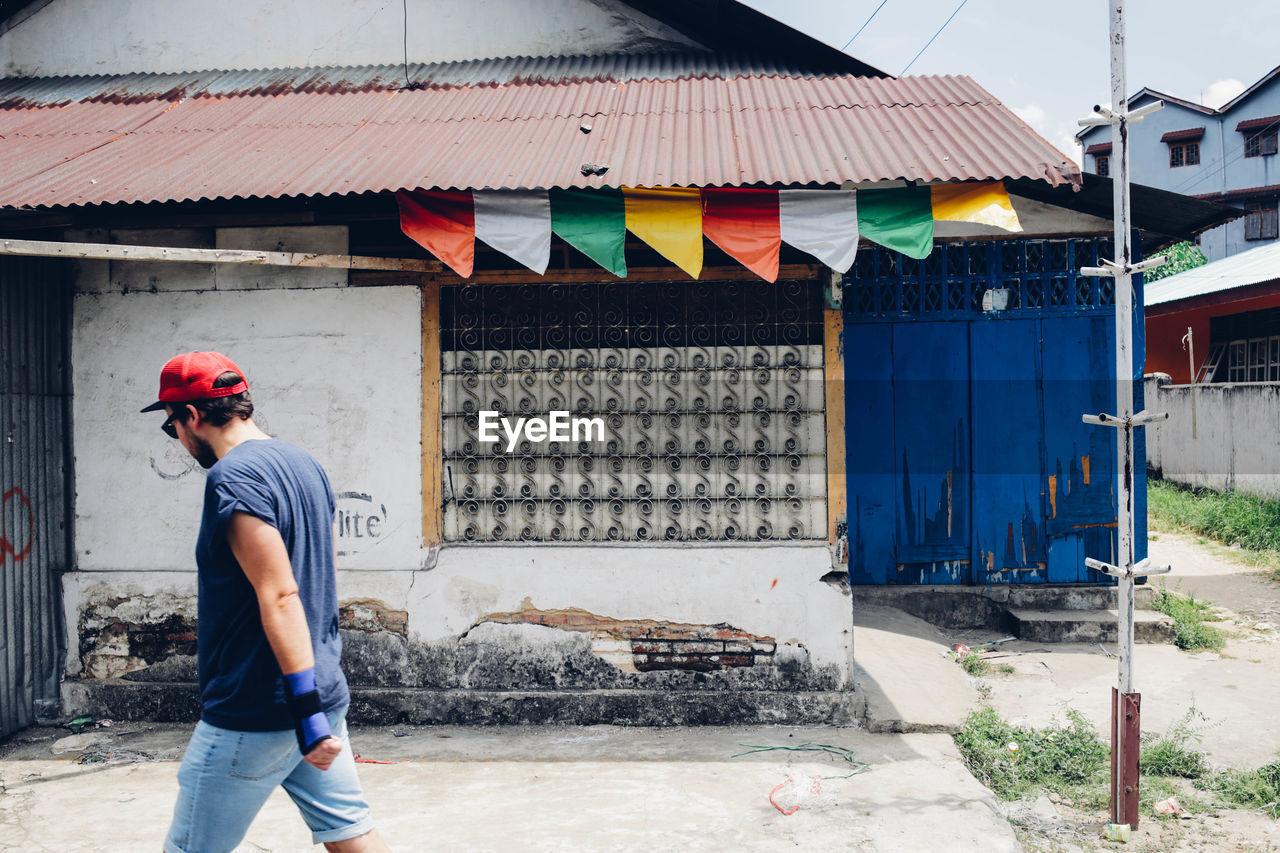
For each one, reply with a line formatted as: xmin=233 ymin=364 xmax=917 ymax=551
xmin=671 ymin=641 xmax=725 ymax=654
xmin=717 ymin=654 xmax=754 ymax=668
xmin=751 ymin=642 xmax=777 ymax=655
xmin=338 ymin=598 xmax=410 ymax=637
xmin=630 ymin=641 xmax=673 ymax=654
xmin=723 ymin=642 xmax=755 ymax=653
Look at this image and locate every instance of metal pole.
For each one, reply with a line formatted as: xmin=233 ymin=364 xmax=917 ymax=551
xmin=1108 ymin=0 xmax=1136 ymax=704
xmin=1078 ymin=1 xmax=1176 ymax=830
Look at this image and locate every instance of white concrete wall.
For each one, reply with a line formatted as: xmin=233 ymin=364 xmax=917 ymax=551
xmin=71 ymin=225 xmax=425 ymax=572
xmin=0 ymin=0 xmax=700 ymax=77
xmin=1145 ymin=373 xmax=1280 ymax=496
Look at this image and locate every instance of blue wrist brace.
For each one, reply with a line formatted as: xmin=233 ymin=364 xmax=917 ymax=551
xmin=283 ymin=667 xmax=332 ymax=754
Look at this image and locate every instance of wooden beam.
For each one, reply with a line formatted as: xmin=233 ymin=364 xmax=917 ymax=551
xmin=0 ymin=237 xmax=443 ymax=273
xmin=824 ymin=309 xmax=847 ymax=546
xmin=421 ymin=281 xmax=444 ymax=546
xmin=429 ymin=263 xmax=822 ymax=285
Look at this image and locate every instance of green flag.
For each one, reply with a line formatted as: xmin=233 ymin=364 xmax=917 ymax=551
xmin=550 ymin=188 xmax=627 ymax=277
xmin=857 ymin=186 xmax=935 ymax=260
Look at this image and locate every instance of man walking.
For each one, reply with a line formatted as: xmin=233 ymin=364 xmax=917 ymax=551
xmin=143 ymin=351 xmax=388 ymax=853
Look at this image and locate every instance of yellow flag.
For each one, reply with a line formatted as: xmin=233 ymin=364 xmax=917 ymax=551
xmin=623 ymin=187 xmax=703 ymax=278
xmin=931 ymin=182 xmax=1022 ymax=232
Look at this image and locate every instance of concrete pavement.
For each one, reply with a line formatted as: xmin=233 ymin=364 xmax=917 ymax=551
xmin=0 ymin=723 xmax=1019 ymax=852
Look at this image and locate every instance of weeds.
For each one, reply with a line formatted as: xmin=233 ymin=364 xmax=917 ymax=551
xmin=1196 ymin=761 xmax=1280 ymax=818
xmin=960 ymin=652 xmax=990 ymax=677
xmin=1148 ymin=480 xmax=1280 ymax=571
xmin=954 ymin=707 xmax=1109 ymax=803
xmin=1141 ymin=706 xmax=1212 ymax=779
xmin=1150 ymin=587 xmax=1226 ymax=652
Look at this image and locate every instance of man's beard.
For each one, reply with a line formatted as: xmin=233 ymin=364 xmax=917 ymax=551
xmin=192 ymin=435 xmax=218 ymax=470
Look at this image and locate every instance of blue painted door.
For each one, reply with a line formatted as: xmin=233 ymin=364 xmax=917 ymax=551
xmin=891 ymin=322 xmax=971 ymax=583
xmin=970 ymin=317 xmax=1048 ymax=583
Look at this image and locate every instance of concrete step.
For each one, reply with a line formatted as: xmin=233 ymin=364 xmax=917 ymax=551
xmin=1009 ymin=608 xmax=1175 ymax=644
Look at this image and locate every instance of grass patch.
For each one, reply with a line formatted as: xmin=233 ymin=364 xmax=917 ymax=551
xmin=1150 ymin=587 xmax=1226 ymax=652
xmin=954 ymin=707 xmax=1109 ymax=804
xmin=1196 ymin=761 xmax=1280 ymax=818
xmin=1148 ymin=480 xmax=1280 ymax=572
xmin=959 ymin=652 xmax=989 ymax=677
xmin=1141 ymin=707 xmax=1211 ymax=779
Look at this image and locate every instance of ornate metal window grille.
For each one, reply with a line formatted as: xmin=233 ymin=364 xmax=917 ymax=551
xmin=440 ymin=279 xmax=827 ymax=543
xmin=846 ymin=239 xmax=1119 ymax=318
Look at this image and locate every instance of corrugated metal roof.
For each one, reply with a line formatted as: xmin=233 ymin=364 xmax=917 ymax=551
xmin=1147 ymin=241 xmax=1280 ymax=306
xmin=0 ymin=62 xmax=1081 ymax=209
xmin=0 ymin=55 xmax=835 ymax=107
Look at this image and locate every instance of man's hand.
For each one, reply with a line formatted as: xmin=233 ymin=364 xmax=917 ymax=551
xmin=305 ymin=735 xmax=345 ymax=771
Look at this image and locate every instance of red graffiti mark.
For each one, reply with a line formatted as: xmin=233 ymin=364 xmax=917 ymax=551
xmin=1 ymin=487 xmax=35 ymax=562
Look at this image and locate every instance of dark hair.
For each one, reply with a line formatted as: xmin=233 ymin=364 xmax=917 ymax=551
xmin=171 ymin=371 xmax=254 ymax=426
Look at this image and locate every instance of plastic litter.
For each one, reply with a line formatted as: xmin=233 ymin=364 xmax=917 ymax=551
xmin=768 ymin=774 xmax=828 ymax=815
xmin=1007 ymin=741 xmax=1019 ymax=763
xmin=1102 ymin=822 xmax=1132 ymax=842
xmin=1153 ymin=796 xmax=1186 ymax=817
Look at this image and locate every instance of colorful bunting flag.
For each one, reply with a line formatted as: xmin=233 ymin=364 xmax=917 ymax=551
xmin=931 ymin=182 xmax=1023 ymax=232
xmin=549 ymin=187 xmax=627 ymax=278
xmin=397 ymin=189 xmax=475 ymax=277
xmin=397 ymin=182 xmax=1027 ymax=279
xmin=702 ymin=188 xmax=781 ymax=282
xmin=779 ymin=189 xmax=860 ymax=273
xmin=474 ymin=189 xmax=552 ymax=275
xmin=624 ymin=187 xmax=703 ymax=279
xmin=857 ymin=187 xmax=934 ymax=260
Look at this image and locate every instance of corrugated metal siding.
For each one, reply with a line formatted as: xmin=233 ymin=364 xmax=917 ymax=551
xmin=1146 ymin=240 xmax=1280 ymax=306
xmin=0 ymin=257 xmax=70 ymax=737
xmin=0 ymin=71 xmax=1080 ymax=209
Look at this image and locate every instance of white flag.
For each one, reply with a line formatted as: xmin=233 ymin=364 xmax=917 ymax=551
xmin=474 ymin=190 xmax=552 ymax=275
xmin=779 ymin=189 xmax=859 ymax=273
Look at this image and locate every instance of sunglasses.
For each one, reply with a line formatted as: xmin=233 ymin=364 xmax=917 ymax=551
xmin=161 ymin=410 xmax=181 ymax=439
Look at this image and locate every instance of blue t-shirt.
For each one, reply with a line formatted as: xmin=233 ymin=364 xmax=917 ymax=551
xmin=194 ymin=438 xmax=349 ymax=731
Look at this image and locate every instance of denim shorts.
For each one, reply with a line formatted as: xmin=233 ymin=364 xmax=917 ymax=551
xmin=164 ymin=705 xmax=375 ymax=853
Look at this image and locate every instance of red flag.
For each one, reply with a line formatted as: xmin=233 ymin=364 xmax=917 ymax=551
xmin=397 ymin=189 xmax=475 ymax=277
xmin=702 ymin=188 xmax=780 ymax=282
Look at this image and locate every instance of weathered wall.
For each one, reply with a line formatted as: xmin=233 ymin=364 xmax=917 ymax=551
xmin=1145 ymin=373 xmax=1280 ymax=496
xmin=71 ymin=226 xmax=424 ymax=573
xmin=64 ymin=546 xmax=851 ymax=697
xmin=0 ymin=0 xmax=701 ymax=78
xmin=62 ymin=225 xmax=854 ymax=722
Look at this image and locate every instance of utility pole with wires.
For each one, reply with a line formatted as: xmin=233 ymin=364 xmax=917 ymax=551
xmin=1076 ymin=0 xmax=1174 ymax=831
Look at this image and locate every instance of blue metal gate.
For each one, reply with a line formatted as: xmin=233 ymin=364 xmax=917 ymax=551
xmin=843 ymin=238 xmax=1146 ymax=585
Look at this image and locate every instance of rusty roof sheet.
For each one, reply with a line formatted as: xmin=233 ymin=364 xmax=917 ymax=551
xmin=0 ymin=55 xmax=834 ymax=108
xmin=0 ymin=64 xmax=1080 ymax=209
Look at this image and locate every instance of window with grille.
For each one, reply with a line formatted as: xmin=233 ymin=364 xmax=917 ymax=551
xmin=1245 ymin=129 xmax=1278 ymax=158
xmin=1169 ymin=142 xmax=1199 ymax=167
xmin=1227 ymin=340 xmax=1248 ymax=382
xmin=1245 ymin=201 xmax=1279 ymax=241
xmin=439 ymin=279 xmax=827 ymax=543
xmin=1095 ymin=154 xmax=1110 ymax=177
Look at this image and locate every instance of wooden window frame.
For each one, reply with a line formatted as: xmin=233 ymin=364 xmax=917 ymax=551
xmin=1168 ymin=141 xmax=1199 ymax=167
xmin=1244 ymin=201 xmax=1280 ymax=241
xmin=1245 ymin=129 xmax=1278 ymax=158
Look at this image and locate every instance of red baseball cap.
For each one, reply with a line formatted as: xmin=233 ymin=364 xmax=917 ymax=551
xmin=140 ymin=351 xmax=249 ymax=413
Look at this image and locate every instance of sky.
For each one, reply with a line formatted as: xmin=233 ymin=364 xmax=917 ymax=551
xmin=740 ymin=0 xmax=1280 ymax=165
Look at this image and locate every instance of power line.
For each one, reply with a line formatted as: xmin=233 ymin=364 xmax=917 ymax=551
xmin=841 ymin=0 xmax=891 ymax=51
xmin=900 ymin=0 xmax=969 ymax=76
